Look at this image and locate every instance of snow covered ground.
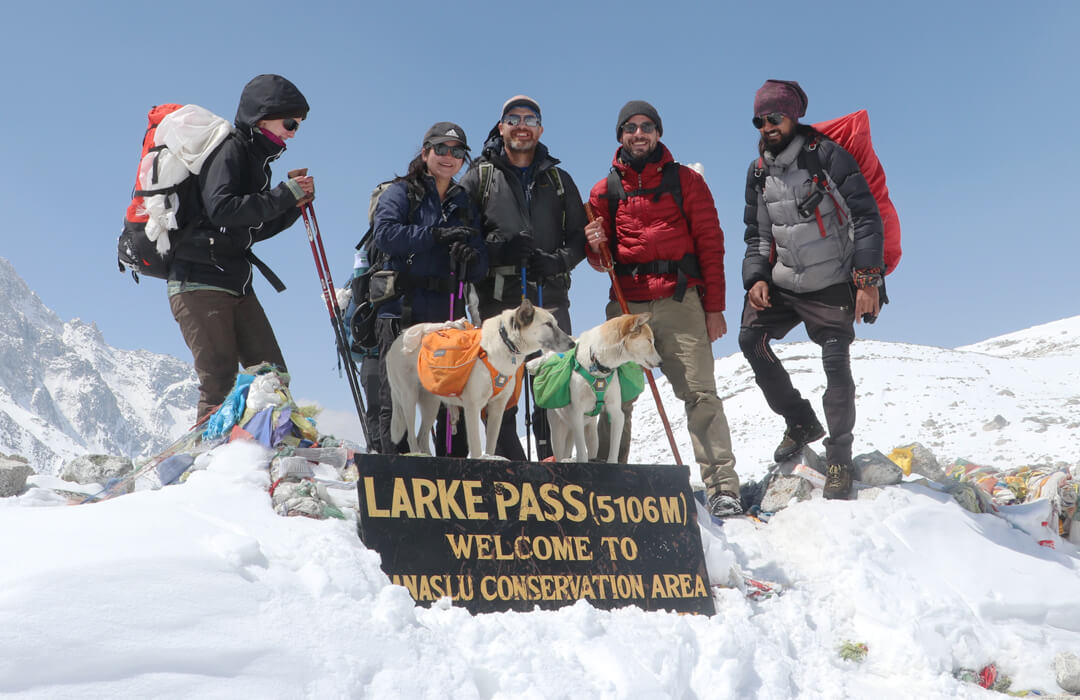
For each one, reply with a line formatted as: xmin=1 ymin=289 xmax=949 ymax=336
xmin=1 ymin=318 xmax=1079 ymax=698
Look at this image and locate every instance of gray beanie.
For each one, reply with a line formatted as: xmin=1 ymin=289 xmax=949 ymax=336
xmin=616 ymin=100 xmax=662 ymax=140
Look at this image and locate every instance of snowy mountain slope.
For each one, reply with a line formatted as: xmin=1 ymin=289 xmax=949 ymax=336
xmin=628 ymin=317 xmax=1080 ymax=480
xmin=1 ymin=441 xmax=1077 ymax=698
xmin=0 ymin=257 xmax=197 ymax=472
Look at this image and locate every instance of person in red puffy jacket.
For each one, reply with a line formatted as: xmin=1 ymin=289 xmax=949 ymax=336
xmin=585 ymin=100 xmax=741 ymax=518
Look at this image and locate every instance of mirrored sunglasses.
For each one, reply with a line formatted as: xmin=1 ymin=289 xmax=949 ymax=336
xmin=432 ymin=143 xmax=467 ymax=159
xmin=752 ymin=113 xmax=785 ymax=128
xmin=622 ymin=121 xmax=657 ymax=135
xmin=501 ymin=114 xmax=541 ymax=127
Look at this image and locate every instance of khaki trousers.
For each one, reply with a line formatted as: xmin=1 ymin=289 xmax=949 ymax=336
xmin=597 ymin=288 xmax=739 ymax=495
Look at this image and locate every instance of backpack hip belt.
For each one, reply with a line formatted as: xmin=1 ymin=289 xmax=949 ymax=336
xmin=613 ymin=253 xmax=700 ymax=302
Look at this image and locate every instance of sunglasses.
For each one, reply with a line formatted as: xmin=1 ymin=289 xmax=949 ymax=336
xmin=622 ymin=121 xmax=657 ymax=135
xmin=501 ymin=114 xmax=541 ymax=127
xmin=752 ymin=113 xmax=785 ymax=128
xmin=432 ymin=143 xmax=467 ymax=159
xmin=282 ymin=118 xmax=300 ymax=132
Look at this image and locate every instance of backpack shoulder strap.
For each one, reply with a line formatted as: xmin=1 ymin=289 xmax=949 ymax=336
xmin=798 ymin=136 xmax=828 ymax=188
xmin=546 ymin=167 xmax=566 ymax=228
xmin=479 ymin=161 xmax=495 ymax=209
xmin=601 ymin=167 xmax=625 ymax=229
xmin=659 ymin=161 xmax=687 ymax=223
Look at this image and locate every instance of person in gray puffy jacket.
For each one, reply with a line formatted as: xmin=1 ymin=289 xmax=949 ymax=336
xmin=738 ymin=79 xmax=883 ymax=500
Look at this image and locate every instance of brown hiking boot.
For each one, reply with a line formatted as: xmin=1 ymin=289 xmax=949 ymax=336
xmin=823 ymin=463 xmax=853 ymax=500
xmin=773 ymin=417 xmax=826 ymax=463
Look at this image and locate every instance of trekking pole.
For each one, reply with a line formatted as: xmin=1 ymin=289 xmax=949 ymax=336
xmin=520 ymin=263 xmax=533 ymax=461
xmin=445 ymin=260 xmax=458 ymax=455
xmin=584 ymin=203 xmax=682 ymax=466
xmin=300 ymin=204 xmax=371 ymax=447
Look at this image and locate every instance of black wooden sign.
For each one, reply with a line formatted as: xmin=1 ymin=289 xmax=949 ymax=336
xmin=355 ymin=453 xmax=714 ymax=615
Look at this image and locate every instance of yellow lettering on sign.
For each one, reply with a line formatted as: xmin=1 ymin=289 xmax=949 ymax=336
xmin=517 ymin=483 xmax=544 ymax=521
xmin=436 ymin=479 xmax=466 ymax=519
xmin=411 ymin=479 xmax=438 ymax=519
xmin=461 ymin=480 xmax=488 ymax=520
xmin=493 ymin=481 xmax=519 ymax=520
xmin=390 ymin=478 xmax=416 ymax=518
xmin=363 ymin=477 xmax=390 ymax=518
xmin=563 ymin=485 xmax=587 ymax=522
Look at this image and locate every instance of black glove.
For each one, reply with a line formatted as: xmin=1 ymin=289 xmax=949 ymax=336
xmin=448 ymin=241 xmax=479 ymax=265
xmin=432 ymin=226 xmax=475 ymax=247
xmin=526 ymin=249 xmax=565 ymax=280
xmin=503 ymin=231 xmax=536 ymax=261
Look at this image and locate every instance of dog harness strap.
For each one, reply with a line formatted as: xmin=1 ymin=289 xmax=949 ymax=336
xmin=573 ymin=359 xmax=610 ymax=418
xmin=477 ymin=350 xmax=512 ymax=397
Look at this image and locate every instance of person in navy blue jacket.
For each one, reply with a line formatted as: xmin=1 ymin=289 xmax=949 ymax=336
xmin=371 ymin=121 xmax=488 ymax=456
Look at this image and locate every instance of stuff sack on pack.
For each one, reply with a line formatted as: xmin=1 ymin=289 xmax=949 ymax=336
xmin=812 ymin=110 xmax=901 ymax=274
xmin=117 ymin=104 xmax=233 ymax=281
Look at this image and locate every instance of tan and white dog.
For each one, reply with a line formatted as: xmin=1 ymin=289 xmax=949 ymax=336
xmin=528 ymin=314 xmax=661 ymax=463
xmin=388 ymin=300 xmax=574 ymax=459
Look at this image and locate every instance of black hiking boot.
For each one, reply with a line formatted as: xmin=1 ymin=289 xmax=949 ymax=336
xmin=823 ymin=463 xmax=853 ymax=500
xmin=708 ymin=491 xmax=744 ymax=518
xmin=773 ymin=417 xmax=826 ymax=463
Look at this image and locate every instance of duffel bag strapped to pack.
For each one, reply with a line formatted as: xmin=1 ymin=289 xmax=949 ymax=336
xmin=118 ymin=104 xmax=233 ymax=281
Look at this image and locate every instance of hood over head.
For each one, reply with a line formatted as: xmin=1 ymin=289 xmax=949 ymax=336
xmin=234 ymin=74 xmax=309 ymax=128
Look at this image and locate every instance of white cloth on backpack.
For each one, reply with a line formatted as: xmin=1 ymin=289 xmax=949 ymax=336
xmin=138 ymin=104 xmax=232 ymax=255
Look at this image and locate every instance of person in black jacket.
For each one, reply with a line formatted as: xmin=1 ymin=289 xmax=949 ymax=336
xmin=460 ymin=95 xmax=587 ymax=460
xmin=168 ymin=74 xmax=314 ymax=421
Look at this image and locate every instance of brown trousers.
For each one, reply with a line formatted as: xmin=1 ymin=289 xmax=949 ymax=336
xmin=597 ymin=288 xmax=739 ymax=496
xmin=170 ymin=290 xmax=286 ymax=421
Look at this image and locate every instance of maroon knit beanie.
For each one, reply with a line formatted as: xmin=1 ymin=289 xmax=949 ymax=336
xmin=753 ymin=80 xmax=808 ymax=119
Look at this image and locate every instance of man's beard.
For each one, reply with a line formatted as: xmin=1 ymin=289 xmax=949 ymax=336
xmin=764 ymin=131 xmax=795 ymax=155
xmin=506 ymin=137 xmax=537 ymax=154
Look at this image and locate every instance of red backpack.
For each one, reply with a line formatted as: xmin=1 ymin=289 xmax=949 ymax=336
xmin=813 ymin=110 xmax=901 ymax=274
xmin=754 ymin=109 xmax=901 ymax=275
xmin=117 ymin=104 xmax=184 ymax=281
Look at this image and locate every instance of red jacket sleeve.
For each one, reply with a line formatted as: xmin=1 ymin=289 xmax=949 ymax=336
xmin=680 ymin=168 xmax=726 ymax=312
xmin=585 ymin=179 xmax=610 ymax=271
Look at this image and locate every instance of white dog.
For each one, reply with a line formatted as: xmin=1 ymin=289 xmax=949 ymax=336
xmin=388 ymin=300 xmax=574 ymax=459
xmin=528 ymin=314 xmax=661 ymax=463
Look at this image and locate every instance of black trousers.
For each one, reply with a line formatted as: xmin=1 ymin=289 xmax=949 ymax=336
xmin=359 ymin=353 xmax=383 ymax=453
xmin=738 ymin=284 xmax=857 ymax=465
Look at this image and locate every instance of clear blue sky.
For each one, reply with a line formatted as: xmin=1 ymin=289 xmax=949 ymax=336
xmin=2 ymin=0 xmax=1077 ymax=430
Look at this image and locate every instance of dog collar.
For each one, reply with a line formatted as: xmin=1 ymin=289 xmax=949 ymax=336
xmin=498 ymin=323 xmax=521 ymax=358
xmin=588 ymin=353 xmax=614 ymax=376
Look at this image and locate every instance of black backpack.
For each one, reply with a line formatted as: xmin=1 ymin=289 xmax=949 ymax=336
xmin=349 ymin=178 xmax=425 ymax=350
xmin=599 ymin=161 xmax=700 ymax=301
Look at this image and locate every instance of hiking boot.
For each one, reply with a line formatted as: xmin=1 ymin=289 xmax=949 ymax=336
xmin=823 ymin=463 xmax=853 ymax=500
xmin=773 ymin=417 xmax=826 ymax=463
xmin=708 ymin=491 xmax=744 ymax=518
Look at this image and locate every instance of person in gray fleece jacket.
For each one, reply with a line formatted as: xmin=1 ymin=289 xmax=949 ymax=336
xmin=738 ymin=79 xmax=884 ymax=500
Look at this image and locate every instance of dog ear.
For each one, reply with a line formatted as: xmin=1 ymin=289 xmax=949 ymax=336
xmin=633 ymin=312 xmax=652 ymax=328
xmin=514 ymin=299 xmax=535 ymax=329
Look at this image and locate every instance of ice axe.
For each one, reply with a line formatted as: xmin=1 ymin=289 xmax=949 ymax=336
xmin=584 ymin=202 xmax=682 ymax=466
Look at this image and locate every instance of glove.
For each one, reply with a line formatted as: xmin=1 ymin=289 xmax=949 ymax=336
xmin=503 ymin=231 xmax=536 ymax=260
xmin=432 ymin=226 xmax=475 ymax=247
xmin=526 ymin=250 xmax=565 ymax=280
xmin=448 ymin=241 xmax=479 ymax=265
